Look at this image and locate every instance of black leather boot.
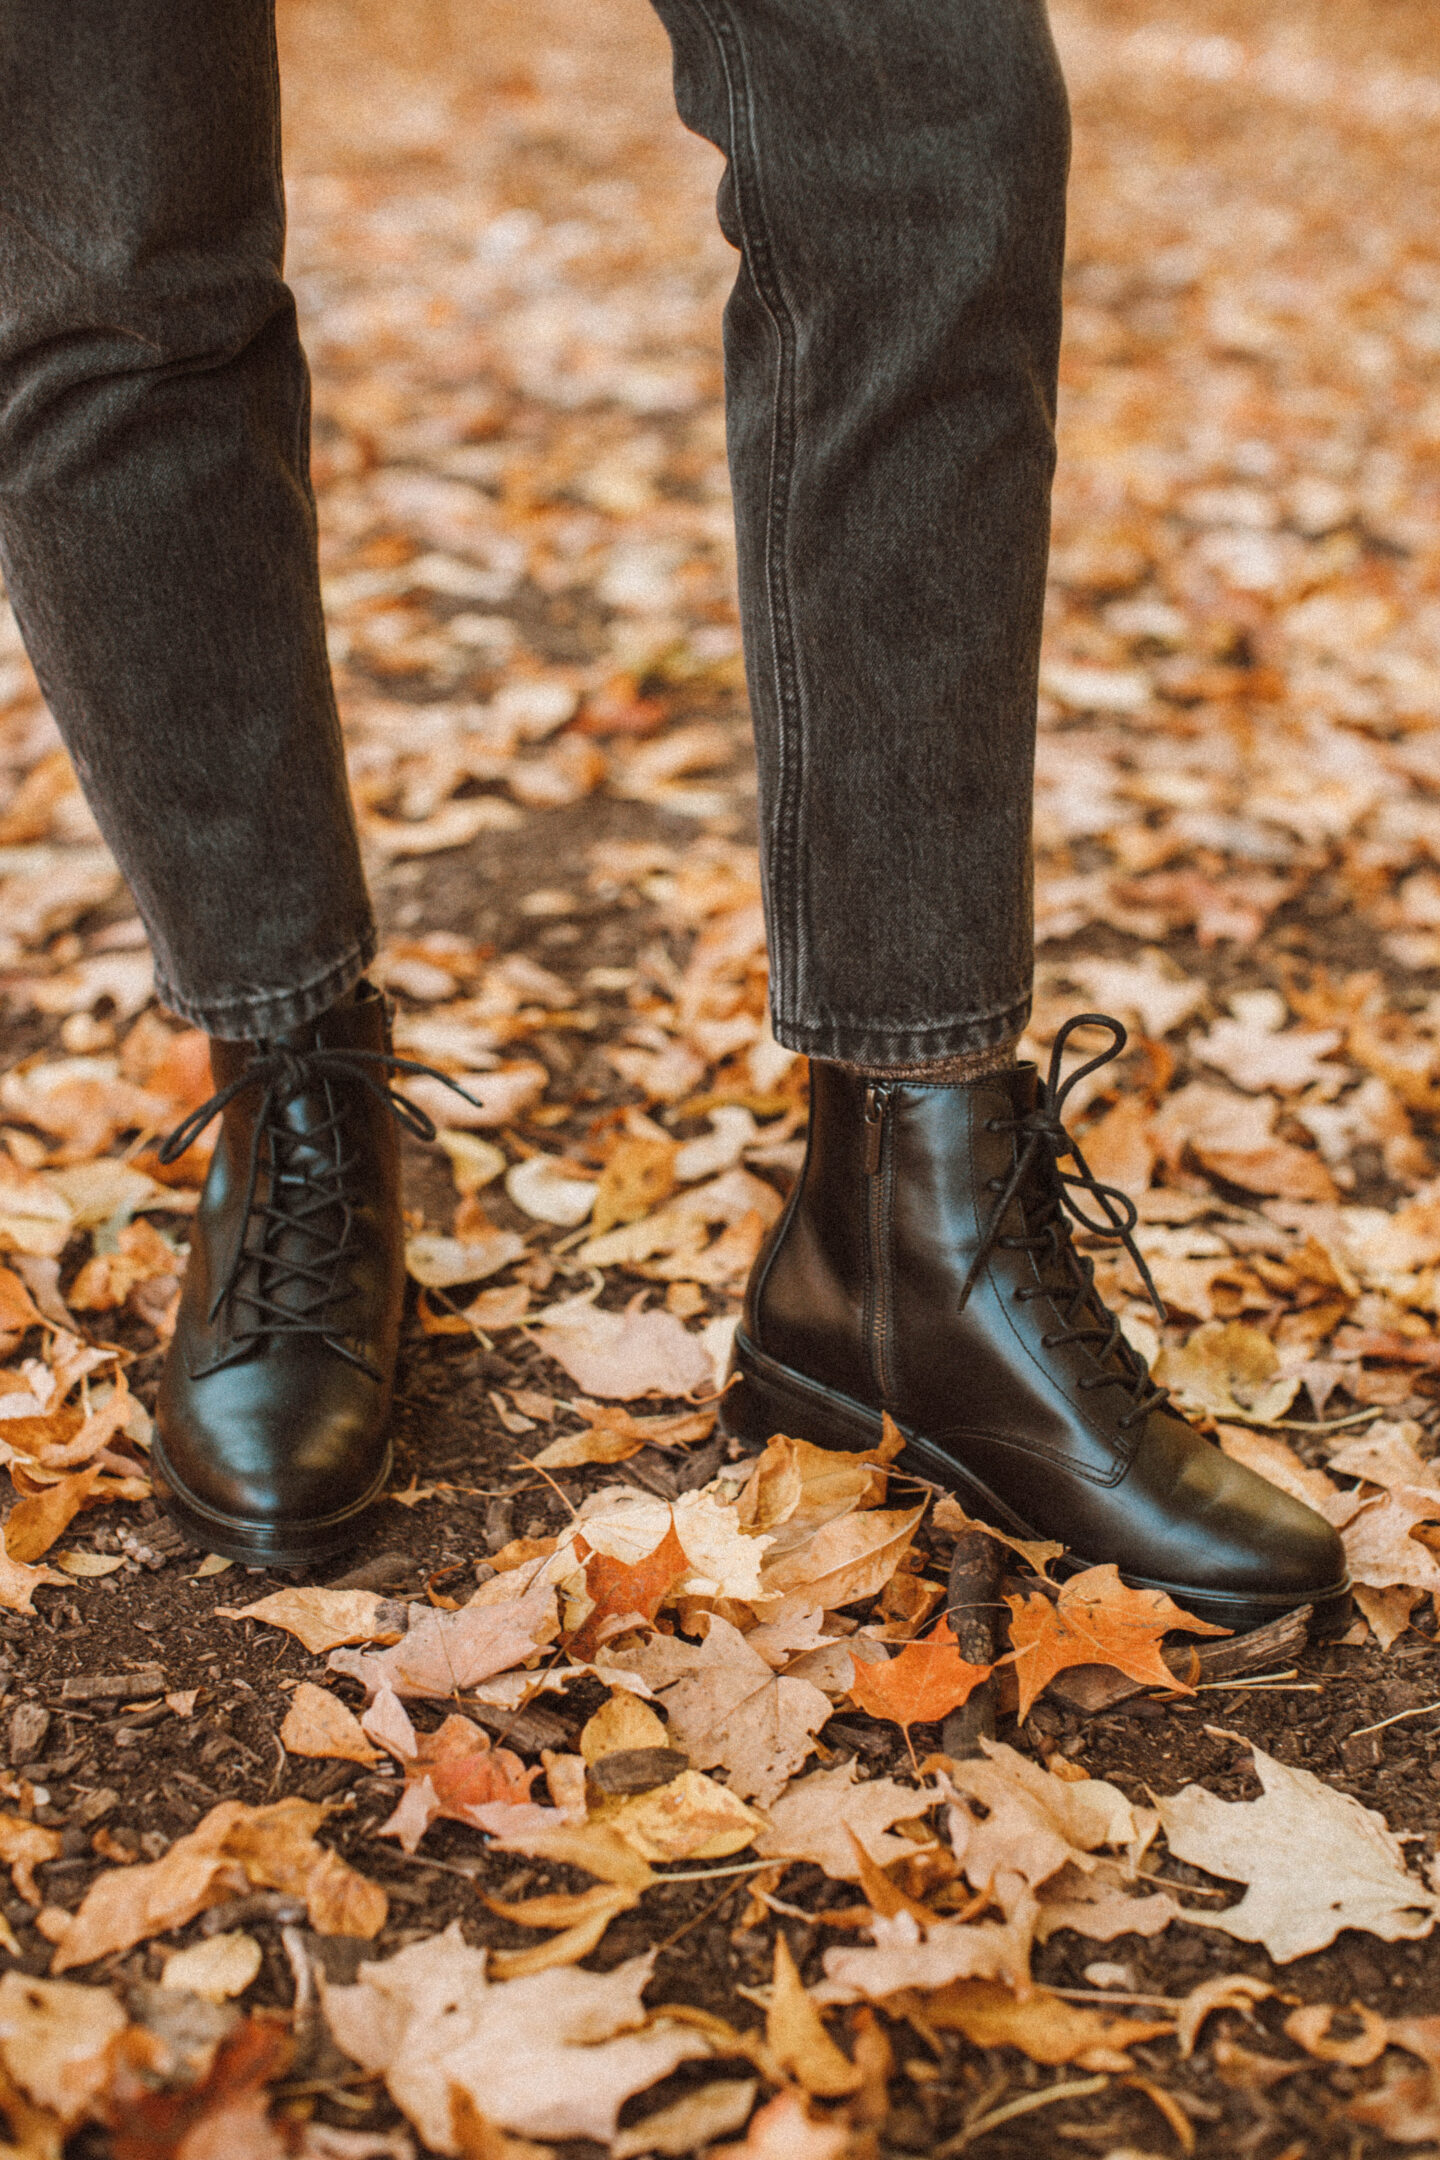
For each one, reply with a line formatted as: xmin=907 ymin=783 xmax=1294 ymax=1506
xmin=154 ymin=983 xmax=465 ymax=1567
xmin=722 ymin=1015 xmax=1350 ymax=1635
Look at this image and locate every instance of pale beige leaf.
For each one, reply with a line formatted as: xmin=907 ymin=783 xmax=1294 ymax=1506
xmin=320 ymin=1928 xmax=708 ymax=2149
xmin=1156 ymin=1742 xmax=1440 ymax=1960
xmin=760 ymin=1503 xmax=926 ymax=1607
xmin=328 ymin=1570 xmax=558 ymax=1701
xmin=753 ymin=1762 xmax=936 ymax=1883
xmin=505 ymin=1154 xmax=597 ymax=1227
xmin=612 ymin=2079 xmax=757 ymax=2158
xmin=0 ymin=1971 xmax=129 ymax=2126
xmin=532 ymin=1293 xmax=713 ymax=1399
xmin=281 ymin=1684 xmax=381 ymax=1765
xmin=160 ymin=1930 xmax=263 ymax=2001
xmin=606 ymin=1772 xmax=763 ymax=1863
xmin=1155 ymin=1321 xmax=1302 ymax=1424
xmin=217 ymin=1588 xmax=398 ymax=1655
xmin=709 ymin=2090 xmax=849 ymax=2160
xmin=404 ymin=1228 xmax=527 ymax=1289
xmin=657 ymin=1617 xmax=832 ymax=1806
xmin=1343 ymin=1486 xmax=1440 ymax=1594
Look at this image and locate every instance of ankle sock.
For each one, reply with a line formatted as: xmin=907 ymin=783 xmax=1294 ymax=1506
xmin=835 ymin=1036 xmax=1021 ymax=1086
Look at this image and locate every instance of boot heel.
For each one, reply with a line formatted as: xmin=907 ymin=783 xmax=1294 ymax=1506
xmin=721 ymin=1333 xmax=885 ymax=1453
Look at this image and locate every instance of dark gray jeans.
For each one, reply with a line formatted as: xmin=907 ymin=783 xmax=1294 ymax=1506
xmin=0 ymin=0 xmax=1068 ymax=1062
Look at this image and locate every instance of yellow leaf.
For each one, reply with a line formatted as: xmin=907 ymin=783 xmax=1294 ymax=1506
xmin=766 ymin=1934 xmax=861 ymax=2098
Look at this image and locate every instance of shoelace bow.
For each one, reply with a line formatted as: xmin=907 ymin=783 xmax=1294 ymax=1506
xmin=955 ymin=1011 xmax=1170 ymax=1431
xmin=158 ymin=1043 xmax=480 ymax=1372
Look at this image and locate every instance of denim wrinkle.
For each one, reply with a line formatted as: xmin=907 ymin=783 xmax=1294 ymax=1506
xmin=0 ymin=0 xmax=1068 ymax=1061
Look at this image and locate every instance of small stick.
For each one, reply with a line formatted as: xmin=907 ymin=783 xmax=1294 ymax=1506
xmin=941 ymin=1527 xmax=1003 ymax=1758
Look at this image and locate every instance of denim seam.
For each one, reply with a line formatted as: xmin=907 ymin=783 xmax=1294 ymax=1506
xmin=153 ymin=926 xmax=376 ymax=1039
xmin=671 ymin=0 xmax=805 ymax=1030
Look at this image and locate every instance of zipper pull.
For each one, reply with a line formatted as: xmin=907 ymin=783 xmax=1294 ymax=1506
xmin=863 ymin=1084 xmax=887 ymax=1176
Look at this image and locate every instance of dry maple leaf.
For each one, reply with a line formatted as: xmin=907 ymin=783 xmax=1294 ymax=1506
xmin=51 ymin=1798 xmax=386 ymax=1971
xmin=611 ymin=2079 xmax=757 ymax=2160
xmin=321 ymin=1928 xmax=708 ymax=2150
xmin=328 ymin=1568 xmax=558 ymax=1700
xmin=565 ymin=1520 xmax=690 ymax=1660
xmin=280 ymin=1684 xmax=381 ymax=1767
xmin=216 ymin=1587 xmax=402 ymax=1655
xmin=760 ymin=1502 xmax=927 ymax=1609
xmin=1005 ymin=1564 xmax=1228 ymax=1719
xmin=753 ymin=1761 xmax=938 ymax=1883
xmin=3 ymin=1461 xmax=106 ymax=1564
xmin=1155 ymin=1319 xmax=1303 ymax=1424
xmin=657 ymin=1616 xmax=832 ymax=1805
xmin=531 ymin=1291 xmax=714 ymax=1399
xmin=822 ymin=1903 xmax=1036 ymax=1999
xmin=1156 ymin=1742 xmax=1440 ymax=1961
xmin=1342 ymin=1485 xmax=1440 ymax=1595
xmin=603 ymin=1770 xmax=763 ymax=1864
xmin=378 ymin=1715 xmax=542 ymax=1853
xmin=847 ymin=1617 xmax=992 ymax=1734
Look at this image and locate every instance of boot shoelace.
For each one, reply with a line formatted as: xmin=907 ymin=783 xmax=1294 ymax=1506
xmin=158 ymin=1043 xmax=480 ymax=1375
xmin=956 ymin=1011 xmax=1170 ymax=1432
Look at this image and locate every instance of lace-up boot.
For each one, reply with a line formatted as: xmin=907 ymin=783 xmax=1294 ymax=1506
xmin=723 ymin=1016 xmax=1350 ymax=1635
xmin=156 ymin=984 xmax=419 ymax=1565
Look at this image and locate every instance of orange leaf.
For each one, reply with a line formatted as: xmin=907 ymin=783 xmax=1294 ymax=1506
xmin=566 ymin=1520 xmax=690 ymax=1661
xmin=1005 ymin=1564 xmax=1228 ymax=1720
xmin=847 ymin=1617 xmax=991 ymax=1732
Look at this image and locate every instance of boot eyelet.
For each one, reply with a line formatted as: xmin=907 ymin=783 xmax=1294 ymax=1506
xmin=984 ymin=1118 xmax=1001 ymax=1133
xmin=1039 ymin=1333 xmax=1056 ymax=1349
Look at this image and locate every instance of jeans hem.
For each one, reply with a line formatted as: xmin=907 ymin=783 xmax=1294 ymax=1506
xmin=153 ymin=928 xmax=378 ymax=1040
xmin=771 ymin=989 xmax=1033 ymax=1068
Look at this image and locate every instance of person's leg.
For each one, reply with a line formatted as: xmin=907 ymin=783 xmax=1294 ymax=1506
xmin=0 ymin=0 xmax=374 ymax=1037
xmin=0 ymin=1 xmax=444 ymax=1563
xmin=652 ymin=0 xmax=1349 ymax=1629
xmin=651 ymin=0 xmax=1064 ymax=1068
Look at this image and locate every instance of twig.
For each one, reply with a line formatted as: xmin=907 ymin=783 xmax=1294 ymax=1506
xmin=653 ymin=1879 xmax=743 ymax=1953
xmin=1349 ymin=1698 xmax=1440 ymax=1739
xmin=941 ymin=1527 xmax=1002 ymax=1758
xmin=935 ymin=2074 xmax=1110 ymax=2154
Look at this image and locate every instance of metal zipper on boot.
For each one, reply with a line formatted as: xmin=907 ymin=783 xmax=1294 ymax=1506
xmin=863 ymin=1086 xmax=894 ymax=1403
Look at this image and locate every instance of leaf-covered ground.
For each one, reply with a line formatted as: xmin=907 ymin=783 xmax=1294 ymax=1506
xmin=2 ymin=0 xmax=1440 ymax=2152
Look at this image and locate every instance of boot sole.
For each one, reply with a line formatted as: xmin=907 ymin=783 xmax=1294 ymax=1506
xmin=721 ymin=1332 xmax=1352 ymax=1641
xmin=151 ymin=1435 xmax=393 ymax=1571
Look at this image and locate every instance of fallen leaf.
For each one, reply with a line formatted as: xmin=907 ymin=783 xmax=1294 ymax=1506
xmin=565 ymin=1521 xmax=690 ymax=1661
xmin=532 ymin=1292 xmax=713 ymax=1399
xmin=52 ymin=1798 xmax=386 ymax=1970
xmin=657 ymin=1617 xmax=833 ymax=1805
xmin=1155 ymin=1321 xmax=1303 ymax=1423
xmin=760 ymin=1504 xmax=927 ymax=1609
xmin=3 ymin=1462 xmax=105 ymax=1564
xmin=484 ymin=1881 xmax=641 ymax=1978
xmin=1284 ymin=2001 xmax=1388 ymax=2067
xmin=435 ymin=1131 xmax=506 ymax=1195
xmin=604 ymin=1771 xmax=763 ymax=1863
xmin=918 ymin=1977 xmax=1173 ymax=2070
xmin=531 ymin=1403 xmax=714 ymax=1468
xmin=766 ymin=1933 xmax=860 ymax=2098
xmin=753 ymin=1761 xmax=938 ymax=1883
xmin=403 ymin=1062 xmax=547 ymax=1131
xmin=1156 ymin=1741 xmax=1440 ymax=1960
xmin=320 ymin=1929 xmax=708 ymax=2149
xmin=0 ymin=1971 xmax=129 ymax=2126
xmin=930 ymin=1494 xmax=1062 ymax=1575
xmin=1174 ymin=1972 xmax=1274 ymax=2058
xmin=53 ymin=1550 xmax=126 ymax=1578
xmin=505 ymin=1154 xmax=597 ymax=1227
xmin=945 ymin=1741 xmax=1146 ymax=1913
xmin=591 ymin=1137 xmax=678 ymax=1236
xmin=580 ymin=1693 xmax=669 ymax=1762
xmin=0 ymin=1814 xmax=64 ymax=1903
xmin=160 ymin=1932 xmax=263 ymax=2002
xmin=328 ymin=1570 xmax=558 ymax=1701
xmin=404 ymin=1227 xmax=527 ymax=1290
xmin=1343 ymin=1485 xmax=1440 ymax=1595
xmin=611 ymin=2079 xmax=757 ymax=2159
xmin=0 ymin=1547 xmax=66 ymax=1615
xmin=280 ymin=1685 xmax=381 ymax=1766
xmin=1005 ymin=1565 xmax=1228 ymax=1719
xmin=709 ymin=2090 xmax=849 ymax=2160
xmin=378 ymin=1716 xmax=540 ymax=1853
xmin=847 ymin=1617 xmax=992 ymax=1734
xmin=821 ymin=1904 xmax=1037 ymax=1999
xmin=217 ymin=1588 xmax=401 ymax=1655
